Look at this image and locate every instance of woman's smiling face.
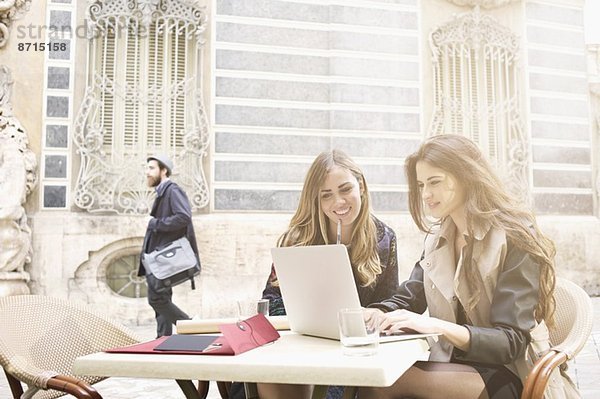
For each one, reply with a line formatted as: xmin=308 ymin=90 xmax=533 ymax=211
xmin=416 ymin=161 xmax=465 ymax=219
xmin=319 ymin=165 xmax=363 ymax=232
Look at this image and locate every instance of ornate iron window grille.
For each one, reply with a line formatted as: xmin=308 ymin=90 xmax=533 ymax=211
xmin=74 ymin=0 xmax=209 ymax=214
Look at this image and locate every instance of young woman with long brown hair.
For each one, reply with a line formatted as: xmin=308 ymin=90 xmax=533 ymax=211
xmin=361 ymin=134 xmax=558 ymax=399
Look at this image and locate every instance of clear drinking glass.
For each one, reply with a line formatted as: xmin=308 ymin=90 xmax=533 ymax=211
xmin=338 ymin=308 xmax=379 ymax=356
xmin=236 ymin=298 xmax=269 ymax=320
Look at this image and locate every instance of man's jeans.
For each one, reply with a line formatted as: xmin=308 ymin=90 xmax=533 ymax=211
xmin=146 ymin=274 xmax=190 ymax=337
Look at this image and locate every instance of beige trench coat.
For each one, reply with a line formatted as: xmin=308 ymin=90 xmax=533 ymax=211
xmin=420 ymin=218 xmax=578 ymax=398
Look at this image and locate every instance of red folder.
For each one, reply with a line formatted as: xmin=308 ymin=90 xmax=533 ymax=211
xmin=106 ymin=314 xmax=279 ymax=356
xmin=219 ymin=313 xmax=281 ymax=355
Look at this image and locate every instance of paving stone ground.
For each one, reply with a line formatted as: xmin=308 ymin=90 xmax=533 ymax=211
xmin=2 ymin=298 xmax=599 ymax=398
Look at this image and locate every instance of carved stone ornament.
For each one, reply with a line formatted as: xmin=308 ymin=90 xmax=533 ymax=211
xmin=444 ymin=0 xmax=521 ymax=9
xmin=428 ymin=7 xmax=530 ymax=203
xmin=86 ymin=0 xmax=207 ymax=40
xmin=75 ymin=0 xmax=209 ymax=214
xmin=430 ymin=6 xmax=519 ymax=57
xmin=0 ymin=0 xmax=31 ymax=48
xmin=0 ymin=65 xmax=38 ymax=295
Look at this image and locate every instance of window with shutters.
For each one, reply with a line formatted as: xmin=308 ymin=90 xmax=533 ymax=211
xmin=429 ymin=7 xmax=530 ymax=201
xmin=74 ymin=0 xmax=209 ymax=214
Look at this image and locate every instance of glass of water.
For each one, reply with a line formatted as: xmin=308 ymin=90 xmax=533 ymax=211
xmin=237 ymin=298 xmax=269 ymax=320
xmin=338 ymin=308 xmax=379 ymax=356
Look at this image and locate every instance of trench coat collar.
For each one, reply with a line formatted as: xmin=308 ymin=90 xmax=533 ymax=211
xmin=433 ymin=217 xmax=493 ymax=249
xmin=420 ymin=220 xmax=457 ymax=302
xmin=434 ymin=218 xmax=455 ymax=250
xmin=422 ymin=217 xmax=495 ymax=305
xmin=470 ymin=218 xmax=493 ymax=241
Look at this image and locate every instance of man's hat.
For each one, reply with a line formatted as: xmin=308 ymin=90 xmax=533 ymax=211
xmin=147 ymin=154 xmax=174 ymax=174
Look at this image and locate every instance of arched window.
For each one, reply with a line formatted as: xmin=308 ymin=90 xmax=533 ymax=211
xmin=74 ymin=0 xmax=209 ymax=214
xmin=105 ymin=251 xmax=147 ymax=299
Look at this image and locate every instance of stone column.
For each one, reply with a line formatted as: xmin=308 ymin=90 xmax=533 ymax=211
xmin=0 ymin=65 xmax=37 ymax=296
xmin=588 ymin=45 xmax=600 ymax=217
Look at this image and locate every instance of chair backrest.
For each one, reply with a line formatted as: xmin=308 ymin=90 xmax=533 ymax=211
xmin=0 ymin=295 xmax=141 ymax=399
xmin=548 ymin=278 xmax=593 ymax=358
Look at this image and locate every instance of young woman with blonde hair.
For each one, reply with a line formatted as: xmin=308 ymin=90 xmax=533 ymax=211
xmin=360 ymin=134 xmax=558 ymax=399
xmin=253 ymin=149 xmax=400 ymax=399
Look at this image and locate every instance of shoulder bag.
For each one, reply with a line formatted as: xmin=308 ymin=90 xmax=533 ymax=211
xmin=142 ymin=236 xmax=200 ymax=293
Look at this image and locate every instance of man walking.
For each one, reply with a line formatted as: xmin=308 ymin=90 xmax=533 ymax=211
xmin=139 ymin=154 xmax=200 ymax=337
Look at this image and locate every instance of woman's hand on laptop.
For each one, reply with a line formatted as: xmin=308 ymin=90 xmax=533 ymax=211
xmin=378 ymin=310 xmax=471 ymax=350
xmin=362 ymin=307 xmax=385 ymax=330
xmin=378 ymin=309 xmax=440 ymax=335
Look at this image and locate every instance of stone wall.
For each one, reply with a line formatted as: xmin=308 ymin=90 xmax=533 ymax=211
xmin=524 ymin=0 xmax=593 ymax=214
xmin=29 ymin=212 xmax=600 ymax=325
xmin=211 ymin=0 xmax=422 ymax=212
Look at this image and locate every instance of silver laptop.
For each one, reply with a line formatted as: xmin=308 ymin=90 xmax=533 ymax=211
xmin=271 ymin=244 xmax=440 ymax=343
xmin=271 ymin=244 xmax=359 ymax=340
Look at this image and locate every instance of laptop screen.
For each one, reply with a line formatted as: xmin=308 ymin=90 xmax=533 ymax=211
xmin=271 ymin=244 xmax=361 ymax=340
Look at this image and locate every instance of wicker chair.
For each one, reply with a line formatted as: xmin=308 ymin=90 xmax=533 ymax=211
xmin=0 ymin=295 xmax=143 ymax=399
xmin=521 ymin=278 xmax=594 ymax=399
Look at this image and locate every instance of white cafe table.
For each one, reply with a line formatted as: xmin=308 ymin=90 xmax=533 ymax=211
xmin=73 ymin=332 xmax=430 ymax=399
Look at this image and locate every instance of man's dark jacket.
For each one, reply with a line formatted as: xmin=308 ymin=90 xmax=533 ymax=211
xmin=138 ymin=180 xmax=200 ymax=276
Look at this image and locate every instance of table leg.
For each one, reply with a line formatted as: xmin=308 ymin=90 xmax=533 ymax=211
xmin=177 ymin=379 xmax=205 ymax=399
xmin=311 ymin=385 xmax=328 ymax=399
xmin=342 ymin=387 xmax=357 ymax=399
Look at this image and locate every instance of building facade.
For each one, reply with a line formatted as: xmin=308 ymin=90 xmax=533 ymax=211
xmin=0 ymin=0 xmax=598 ymax=324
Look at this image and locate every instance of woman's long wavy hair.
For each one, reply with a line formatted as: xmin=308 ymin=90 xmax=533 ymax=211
xmin=405 ymin=134 xmax=556 ymax=324
xmin=277 ymin=150 xmax=381 ymax=286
